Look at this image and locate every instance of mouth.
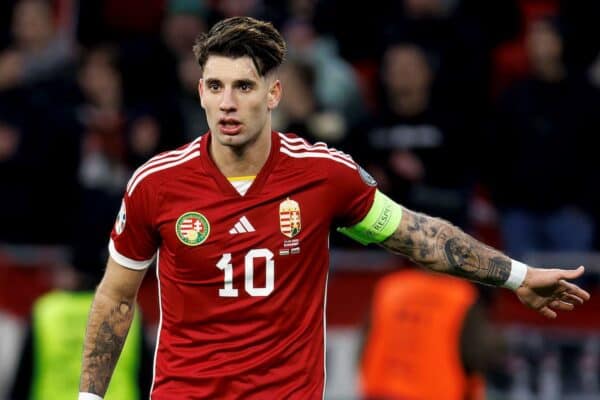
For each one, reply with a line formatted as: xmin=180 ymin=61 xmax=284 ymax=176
xmin=218 ymin=118 xmax=242 ymax=136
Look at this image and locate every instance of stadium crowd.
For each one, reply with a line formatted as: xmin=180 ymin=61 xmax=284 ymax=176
xmin=1 ymin=1 xmax=600 ymax=399
xmin=2 ymin=0 xmax=600 ymax=267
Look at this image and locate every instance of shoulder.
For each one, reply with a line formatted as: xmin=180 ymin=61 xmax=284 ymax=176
xmin=277 ymin=131 xmax=358 ymax=172
xmin=125 ymin=136 xmax=203 ymax=198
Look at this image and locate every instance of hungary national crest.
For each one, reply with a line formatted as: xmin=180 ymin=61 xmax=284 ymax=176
xmin=279 ymin=198 xmax=301 ymax=238
xmin=176 ymin=212 xmax=210 ymax=246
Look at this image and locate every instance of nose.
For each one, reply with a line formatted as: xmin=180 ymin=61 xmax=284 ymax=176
xmin=219 ymin=87 xmax=237 ymax=112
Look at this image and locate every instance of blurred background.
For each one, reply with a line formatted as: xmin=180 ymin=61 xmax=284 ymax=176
xmin=0 ymin=0 xmax=599 ymax=399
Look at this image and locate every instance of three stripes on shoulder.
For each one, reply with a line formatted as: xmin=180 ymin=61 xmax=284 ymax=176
xmin=125 ymin=132 xmax=357 ymax=197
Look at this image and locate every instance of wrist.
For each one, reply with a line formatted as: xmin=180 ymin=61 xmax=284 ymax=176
xmin=502 ymin=259 xmax=528 ymax=290
xmin=79 ymin=393 xmax=103 ymax=400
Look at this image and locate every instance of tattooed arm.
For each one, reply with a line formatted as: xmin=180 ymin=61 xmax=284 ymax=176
xmin=381 ymin=208 xmax=512 ymax=285
xmin=79 ymin=256 xmax=147 ymax=397
xmin=381 ymin=207 xmax=590 ymax=318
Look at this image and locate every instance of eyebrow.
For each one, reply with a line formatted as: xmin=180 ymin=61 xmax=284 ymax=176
xmin=234 ymin=79 xmax=256 ymax=87
xmin=204 ymin=78 xmax=258 ymax=86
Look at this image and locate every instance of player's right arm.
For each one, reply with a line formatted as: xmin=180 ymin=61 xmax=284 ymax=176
xmin=79 ymin=256 xmax=147 ymax=399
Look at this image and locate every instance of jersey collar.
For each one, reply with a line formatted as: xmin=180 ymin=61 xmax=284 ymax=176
xmin=200 ymin=130 xmax=280 ymax=197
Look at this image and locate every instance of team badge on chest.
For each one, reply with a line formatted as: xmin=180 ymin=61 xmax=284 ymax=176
xmin=279 ymin=198 xmax=301 ymax=238
xmin=175 ymin=212 xmax=210 ymax=246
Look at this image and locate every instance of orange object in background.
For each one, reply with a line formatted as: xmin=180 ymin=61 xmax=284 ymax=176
xmin=360 ymin=270 xmax=482 ymax=400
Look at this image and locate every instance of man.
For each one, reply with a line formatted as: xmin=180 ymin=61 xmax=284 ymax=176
xmin=10 ymin=263 xmax=151 ymax=400
xmin=360 ymin=268 xmax=502 ymax=400
xmin=78 ymin=16 xmax=590 ymax=400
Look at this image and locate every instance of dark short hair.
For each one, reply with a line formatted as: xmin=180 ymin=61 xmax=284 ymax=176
xmin=193 ymin=16 xmax=286 ymax=77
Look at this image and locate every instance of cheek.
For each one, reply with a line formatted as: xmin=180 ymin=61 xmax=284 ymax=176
xmin=201 ymin=97 xmax=218 ymax=115
xmin=249 ymin=96 xmax=270 ymax=115
xmin=249 ymin=103 xmax=269 ymax=126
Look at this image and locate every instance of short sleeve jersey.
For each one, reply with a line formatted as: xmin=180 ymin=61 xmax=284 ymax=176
xmin=110 ymin=131 xmax=376 ymax=399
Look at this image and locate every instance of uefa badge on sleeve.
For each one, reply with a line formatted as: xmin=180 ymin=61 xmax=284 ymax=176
xmin=115 ymin=200 xmax=126 ymax=235
xmin=176 ymin=212 xmax=210 ymax=246
xmin=358 ymin=165 xmax=377 ymax=187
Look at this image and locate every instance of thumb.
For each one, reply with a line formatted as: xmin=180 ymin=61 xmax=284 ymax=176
xmin=560 ymin=265 xmax=585 ymax=280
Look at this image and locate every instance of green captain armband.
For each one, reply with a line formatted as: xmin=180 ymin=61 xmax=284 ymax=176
xmin=337 ymin=190 xmax=403 ymax=245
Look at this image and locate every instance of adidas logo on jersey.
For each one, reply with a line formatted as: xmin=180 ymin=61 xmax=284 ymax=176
xmin=229 ymin=216 xmax=256 ymax=234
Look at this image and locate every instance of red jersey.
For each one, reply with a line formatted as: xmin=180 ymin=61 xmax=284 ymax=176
xmin=109 ymin=131 xmax=376 ymax=399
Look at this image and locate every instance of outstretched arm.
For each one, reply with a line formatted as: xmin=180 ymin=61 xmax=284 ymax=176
xmin=380 ymin=207 xmax=590 ymax=318
xmin=79 ymin=256 xmax=147 ymax=398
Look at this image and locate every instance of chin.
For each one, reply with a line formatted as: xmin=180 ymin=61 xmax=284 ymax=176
xmin=217 ymin=132 xmax=247 ymax=147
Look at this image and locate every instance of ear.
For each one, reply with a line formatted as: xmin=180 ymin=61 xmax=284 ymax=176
xmin=198 ymin=79 xmax=205 ymax=108
xmin=267 ymin=79 xmax=282 ymax=111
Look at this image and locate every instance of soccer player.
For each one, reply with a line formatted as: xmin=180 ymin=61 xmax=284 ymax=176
xmin=78 ymin=16 xmax=590 ymax=400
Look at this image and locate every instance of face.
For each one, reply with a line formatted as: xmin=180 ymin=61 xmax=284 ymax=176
xmin=198 ymin=55 xmax=281 ymax=150
xmin=12 ymin=0 xmax=53 ymax=49
xmin=526 ymin=19 xmax=563 ymax=66
xmin=383 ymin=45 xmax=431 ymax=96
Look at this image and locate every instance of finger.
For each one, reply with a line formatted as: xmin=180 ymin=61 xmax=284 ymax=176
xmin=558 ymin=279 xmax=591 ymax=301
xmin=560 ymin=265 xmax=585 ymax=280
xmin=559 ymin=292 xmax=585 ymax=305
xmin=539 ymin=306 xmax=557 ymax=319
xmin=549 ymin=300 xmax=574 ymax=311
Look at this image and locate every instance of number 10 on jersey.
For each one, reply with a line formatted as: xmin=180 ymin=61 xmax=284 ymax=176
xmin=216 ymin=249 xmax=275 ymax=297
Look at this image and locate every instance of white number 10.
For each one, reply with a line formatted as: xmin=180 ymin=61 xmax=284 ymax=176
xmin=216 ymin=249 xmax=275 ymax=297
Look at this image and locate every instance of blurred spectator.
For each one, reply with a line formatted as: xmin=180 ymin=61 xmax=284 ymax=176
xmin=76 ymin=46 xmax=129 ymax=192
xmin=379 ymin=0 xmax=493 ymax=118
xmin=76 ymin=45 xmax=185 ymax=186
xmin=349 ymin=43 xmax=473 ymax=227
xmin=176 ymin=54 xmax=208 ymax=140
xmin=283 ymin=18 xmax=366 ymax=127
xmin=273 ymin=58 xmax=346 ymax=145
xmin=161 ymin=1 xmax=209 ymax=140
xmin=485 ymin=16 xmax=598 ymax=259
xmin=0 ymin=0 xmax=80 ymax=244
xmin=360 ymin=268 xmax=503 ymax=400
xmin=71 ymin=45 xmax=186 ymax=271
xmin=490 ymin=0 xmax=559 ymax=98
xmin=0 ymin=0 xmax=74 ymax=91
xmin=162 ymin=0 xmax=208 ymax=59
xmin=9 ymin=263 xmax=152 ymax=400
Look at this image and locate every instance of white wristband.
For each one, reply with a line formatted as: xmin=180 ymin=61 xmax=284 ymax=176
xmin=79 ymin=393 xmax=103 ymax=400
xmin=503 ymin=259 xmax=528 ymax=290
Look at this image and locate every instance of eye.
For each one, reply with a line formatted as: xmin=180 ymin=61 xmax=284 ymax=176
xmin=239 ymin=83 xmax=251 ymax=92
xmin=208 ymin=82 xmax=220 ymax=91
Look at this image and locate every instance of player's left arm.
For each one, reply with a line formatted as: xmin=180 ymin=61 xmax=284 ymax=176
xmin=380 ymin=205 xmax=590 ymax=318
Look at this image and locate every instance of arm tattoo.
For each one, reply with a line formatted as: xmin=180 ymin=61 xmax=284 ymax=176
xmin=382 ymin=208 xmax=512 ymax=286
xmin=80 ymin=299 xmax=134 ymax=396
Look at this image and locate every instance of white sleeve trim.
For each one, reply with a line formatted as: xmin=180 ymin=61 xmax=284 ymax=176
xmin=79 ymin=393 xmax=103 ymax=400
xmin=109 ymin=239 xmax=155 ymax=270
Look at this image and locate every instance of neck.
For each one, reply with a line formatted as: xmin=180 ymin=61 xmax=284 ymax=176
xmin=389 ymin=91 xmax=429 ymax=117
xmin=534 ymin=61 xmax=565 ymax=82
xmin=209 ymin=129 xmax=272 ymax=177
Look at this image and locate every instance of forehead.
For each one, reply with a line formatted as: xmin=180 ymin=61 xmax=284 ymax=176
xmin=202 ymin=55 xmax=261 ymax=81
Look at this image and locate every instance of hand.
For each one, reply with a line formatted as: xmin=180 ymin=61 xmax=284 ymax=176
xmin=515 ymin=266 xmax=590 ymax=319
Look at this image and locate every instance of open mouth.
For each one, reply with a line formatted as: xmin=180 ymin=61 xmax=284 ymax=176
xmin=218 ymin=118 xmax=242 ymax=135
